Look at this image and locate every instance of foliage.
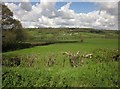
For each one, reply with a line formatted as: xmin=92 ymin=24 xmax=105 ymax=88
xmin=92 ymin=48 xmax=119 ymax=63
xmin=2 ymin=4 xmax=28 ymax=51
xmin=2 ymin=46 xmax=119 ymax=87
xmin=2 ymin=61 xmax=119 ymax=87
xmin=89 ymin=29 xmax=104 ymax=34
xmin=2 ymin=42 xmax=32 ymax=52
xmin=2 ymin=54 xmax=38 ymax=67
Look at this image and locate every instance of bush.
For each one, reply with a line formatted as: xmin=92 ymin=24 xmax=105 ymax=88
xmin=2 ymin=55 xmax=21 ymax=67
xmin=92 ymin=48 xmax=119 ymax=62
xmin=2 ymin=42 xmax=32 ymax=52
xmin=2 ymin=54 xmax=37 ymax=67
xmin=89 ymin=29 xmax=104 ymax=34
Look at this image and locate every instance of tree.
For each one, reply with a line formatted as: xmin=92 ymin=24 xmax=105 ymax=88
xmin=1 ymin=4 xmax=27 ymax=51
xmin=2 ymin=4 xmax=27 ymax=43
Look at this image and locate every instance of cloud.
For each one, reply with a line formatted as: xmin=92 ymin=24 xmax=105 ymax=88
xmin=20 ymin=0 xmax=32 ymax=11
xmin=5 ymin=1 xmax=118 ymax=30
xmin=58 ymin=2 xmax=76 ymax=19
xmin=95 ymin=2 xmax=118 ymax=16
xmin=78 ymin=0 xmax=119 ymax=2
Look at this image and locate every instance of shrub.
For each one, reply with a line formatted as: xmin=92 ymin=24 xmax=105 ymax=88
xmin=92 ymin=48 xmax=119 ymax=62
xmin=2 ymin=54 xmax=37 ymax=67
xmin=2 ymin=42 xmax=32 ymax=52
xmin=2 ymin=56 xmax=21 ymax=67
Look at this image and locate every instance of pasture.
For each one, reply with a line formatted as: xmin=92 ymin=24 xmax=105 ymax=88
xmin=2 ymin=28 xmax=119 ymax=87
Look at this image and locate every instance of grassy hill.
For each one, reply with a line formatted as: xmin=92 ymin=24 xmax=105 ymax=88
xmin=2 ymin=28 xmax=119 ymax=88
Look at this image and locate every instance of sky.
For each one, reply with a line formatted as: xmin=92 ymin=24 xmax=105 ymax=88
xmin=55 ymin=2 xmax=97 ymax=13
xmin=3 ymin=0 xmax=119 ymax=30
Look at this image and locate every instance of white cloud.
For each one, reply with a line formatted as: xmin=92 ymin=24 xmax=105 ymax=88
xmin=5 ymin=1 xmax=118 ymax=30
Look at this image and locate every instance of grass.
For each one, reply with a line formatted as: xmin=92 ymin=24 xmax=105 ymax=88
xmin=3 ymin=38 xmax=118 ymax=55
xmin=2 ymin=29 xmax=119 ymax=88
xmin=26 ymin=28 xmax=118 ymax=42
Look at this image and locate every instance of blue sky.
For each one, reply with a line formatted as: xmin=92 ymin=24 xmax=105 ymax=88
xmin=30 ymin=2 xmax=97 ymax=13
xmin=55 ymin=2 xmax=97 ymax=13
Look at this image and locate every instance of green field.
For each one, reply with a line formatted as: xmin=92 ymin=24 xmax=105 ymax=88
xmin=2 ymin=28 xmax=119 ymax=87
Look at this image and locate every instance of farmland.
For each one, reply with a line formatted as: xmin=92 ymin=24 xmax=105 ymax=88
xmin=2 ymin=28 xmax=119 ymax=88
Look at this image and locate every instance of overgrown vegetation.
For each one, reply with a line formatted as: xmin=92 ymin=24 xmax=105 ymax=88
xmin=2 ymin=48 xmax=119 ymax=87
